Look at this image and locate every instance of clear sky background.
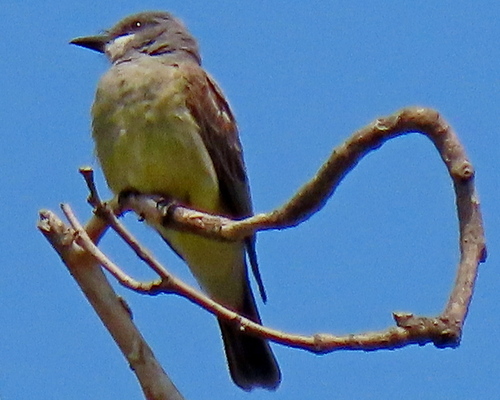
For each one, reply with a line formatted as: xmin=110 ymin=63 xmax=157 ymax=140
xmin=2 ymin=1 xmax=499 ymax=399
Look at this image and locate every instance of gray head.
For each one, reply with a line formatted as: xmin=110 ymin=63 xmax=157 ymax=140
xmin=70 ymin=11 xmax=201 ymax=64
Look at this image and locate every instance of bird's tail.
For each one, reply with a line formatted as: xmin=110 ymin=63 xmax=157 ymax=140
xmin=217 ymin=285 xmax=281 ymax=391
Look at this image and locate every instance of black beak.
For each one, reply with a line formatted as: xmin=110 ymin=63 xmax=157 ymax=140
xmin=70 ymin=34 xmax=109 ymax=53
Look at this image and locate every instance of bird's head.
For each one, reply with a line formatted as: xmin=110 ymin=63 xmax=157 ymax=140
xmin=70 ymin=11 xmax=201 ymax=64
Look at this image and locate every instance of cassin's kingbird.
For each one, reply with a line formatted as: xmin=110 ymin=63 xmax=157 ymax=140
xmin=70 ymin=11 xmax=280 ymax=391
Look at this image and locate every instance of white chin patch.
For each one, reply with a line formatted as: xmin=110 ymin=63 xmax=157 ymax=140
xmin=105 ymin=33 xmax=136 ymax=62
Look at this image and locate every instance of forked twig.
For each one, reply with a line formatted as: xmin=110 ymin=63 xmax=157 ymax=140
xmin=37 ymin=209 xmax=185 ymax=400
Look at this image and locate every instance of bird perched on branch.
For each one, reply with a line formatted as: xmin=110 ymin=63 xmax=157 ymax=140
xmin=71 ymin=11 xmax=280 ymax=391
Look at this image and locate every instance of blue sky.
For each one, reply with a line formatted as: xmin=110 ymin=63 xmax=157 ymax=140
xmin=2 ymin=1 xmax=499 ymax=399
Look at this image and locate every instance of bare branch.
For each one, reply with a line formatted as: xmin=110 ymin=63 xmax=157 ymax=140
xmin=37 ymin=210 xmax=185 ymax=400
xmin=38 ymin=107 xmax=486 ymax=392
xmin=91 ymin=108 xmax=487 ymax=349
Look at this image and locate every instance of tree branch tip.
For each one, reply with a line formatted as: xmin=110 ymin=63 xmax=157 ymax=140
xmin=79 ymin=165 xmax=94 ymax=175
xmin=60 ymin=203 xmax=76 ymax=221
xmin=37 ymin=210 xmax=54 ymax=231
xmin=78 ymin=166 xmax=109 ymax=211
xmin=38 ymin=209 xmax=52 ymax=221
xmin=37 ymin=210 xmax=73 ymax=236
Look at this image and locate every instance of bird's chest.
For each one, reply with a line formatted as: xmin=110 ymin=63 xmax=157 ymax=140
xmin=91 ymin=63 xmax=220 ymax=211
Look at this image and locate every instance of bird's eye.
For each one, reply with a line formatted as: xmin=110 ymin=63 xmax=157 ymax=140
xmin=134 ymin=21 xmax=141 ymax=28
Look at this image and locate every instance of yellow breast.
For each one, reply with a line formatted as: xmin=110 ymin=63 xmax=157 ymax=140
xmin=91 ymin=57 xmax=221 ymax=212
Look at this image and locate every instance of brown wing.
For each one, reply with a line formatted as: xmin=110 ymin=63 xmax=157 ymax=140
xmin=183 ymin=63 xmax=267 ymax=301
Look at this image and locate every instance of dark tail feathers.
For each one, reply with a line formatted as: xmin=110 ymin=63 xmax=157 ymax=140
xmin=217 ymin=286 xmax=280 ymax=391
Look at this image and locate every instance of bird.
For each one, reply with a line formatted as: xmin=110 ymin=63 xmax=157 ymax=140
xmin=70 ymin=11 xmax=281 ymax=391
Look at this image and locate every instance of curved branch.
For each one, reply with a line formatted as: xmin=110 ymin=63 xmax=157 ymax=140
xmin=38 ymin=108 xmax=486 ymax=366
xmin=72 ymin=106 xmax=486 ymax=352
